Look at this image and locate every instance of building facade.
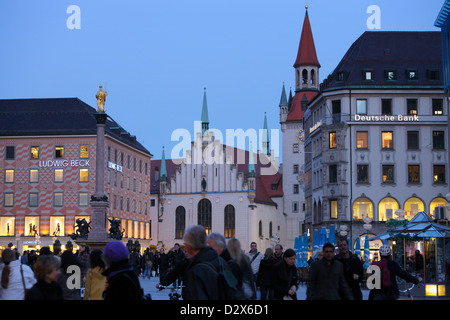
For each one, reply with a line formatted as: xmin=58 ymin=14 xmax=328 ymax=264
xmin=0 ymin=98 xmax=152 ymax=252
xmin=150 ymin=91 xmax=291 ymax=251
xmin=302 ymin=31 xmax=449 ymax=254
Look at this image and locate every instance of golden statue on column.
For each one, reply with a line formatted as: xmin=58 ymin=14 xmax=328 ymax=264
xmin=95 ymin=85 xmax=107 ymax=113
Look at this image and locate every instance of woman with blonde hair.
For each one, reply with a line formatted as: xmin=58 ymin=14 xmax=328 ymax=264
xmin=228 ymin=238 xmax=256 ymax=300
xmin=0 ymin=248 xmax=36 ymax=300
xmin=26 ymin=255 xmax=63 ymax=300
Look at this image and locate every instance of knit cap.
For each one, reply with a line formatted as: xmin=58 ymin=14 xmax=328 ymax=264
xmin=104 ymin=241 xmax=129 ymax=262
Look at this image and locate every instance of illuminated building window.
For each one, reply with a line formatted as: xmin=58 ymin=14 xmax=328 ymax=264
xmin=80 ymin=145 xmax=89 ymax=158
xmin=54 ymin=169 xmax=64 ymax=182
xmin=4 ymin=193 xmax=14 ymax=207
xmin=30 ymin=146 xmax=39 ymax=159
xmin=30 ymin=169 xmax=39 ymax=183
xmin=79 ymin=168 xmax=89 ymax=182
xmin=356 ymin=132 xmax=368 ymax=149
xmin=378 ymin=197 xmax=399 ymax=221
xmin=330 ymin=200 xmax=338 ymax=219
xmin=5 ymin=169 xmax=14 ymax=183
xmin=433 ymin=165 xmax=446 ymax=183
xmin=224 ymin=205 xmax=235 ymax=238
xmin=329 ymin=132 xmax=337 ymax=149
xmin=353 ymin=197 xmax=373 ymax=221
xmin=55 ymin=146 xmax=64 ymax=158
xmin=381 ymin=131 xmax=393 ymax=149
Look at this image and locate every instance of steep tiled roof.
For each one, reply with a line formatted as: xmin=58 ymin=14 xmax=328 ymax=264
xmin=286 ymin=91 xmax=319 ymax=122
xmin=293 ymin=10 xmax=320 ymax=68
xmin=0 ymin=98 xmax=151 ymax=155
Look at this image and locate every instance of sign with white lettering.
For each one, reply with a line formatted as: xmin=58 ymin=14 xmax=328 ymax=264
xmin=354 ymin=115 xmax=419 ymax=122
xmin=107 ymin=161 xmax=123 ymax=172
xmin=39 ymin=160 xmax=90 ymax=168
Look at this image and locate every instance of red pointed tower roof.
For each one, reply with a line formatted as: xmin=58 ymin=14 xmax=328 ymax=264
xmin=293 ymin=8 xmax=320 ymax=68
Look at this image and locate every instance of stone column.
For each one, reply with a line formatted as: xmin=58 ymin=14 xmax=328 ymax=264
xmin=76 ymin=112 xmax=111 ymax=250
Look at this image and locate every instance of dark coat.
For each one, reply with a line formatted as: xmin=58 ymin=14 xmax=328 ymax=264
xmin=168 ymin=249 xmax=186 ymax=268
xmin=271 ymin=260 xmax=299 ymax=300
xmin=26 ymin=280 xmax=63 ymax=300
xmin=256 ymin=257 xmax=277 ymax=288
xmin=334 ymin=252 xmax=364 ymax=300
xmin=102 ymin=260 xmax=143 ymax=300
xmin=307 ymin=258 xmax=353 ymax=300
xmin=183 ymin=247 xmax=227 ymax=300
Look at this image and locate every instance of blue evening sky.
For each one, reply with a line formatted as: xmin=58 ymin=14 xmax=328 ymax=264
xmin=0 ymin=0 xmax=444 ymax=162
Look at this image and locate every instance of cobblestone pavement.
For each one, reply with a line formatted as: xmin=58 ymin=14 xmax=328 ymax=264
xmin=139 ymin=276 xmax=373 ymax=300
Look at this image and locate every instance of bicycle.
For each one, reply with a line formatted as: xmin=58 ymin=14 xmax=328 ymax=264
xmin=397 ymin=277 xmax=421 ymax=300
xmin=158 ymin=284 xmax=185 ymax=300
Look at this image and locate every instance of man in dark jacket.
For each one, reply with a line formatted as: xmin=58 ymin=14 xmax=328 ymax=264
xmin=335 ymin=238 xmax=364 ymax=300
xmin=183 ymin=225 xmax=231 ymax=300
xmin=307 ymin=242 xmax=353 ymax=300
xmin=168 ymin=243 xmax=186 ymax=286
xmin=102 ymin=241 xmax=143 ymax=300
xmin=369 ymin=245 xmax=419 ymax=300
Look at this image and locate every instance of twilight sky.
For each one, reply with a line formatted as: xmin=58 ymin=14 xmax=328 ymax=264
xmin=0 ymin=0 xmax=444 ymax=162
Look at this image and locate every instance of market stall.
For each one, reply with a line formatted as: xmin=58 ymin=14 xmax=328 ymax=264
xmin=369 ymin=211 xmax=450 ymax=298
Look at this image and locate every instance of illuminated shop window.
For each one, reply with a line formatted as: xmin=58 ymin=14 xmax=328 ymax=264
xmin=55 ymin=146 xmax=64 ymax=158
xmin=30 ymin=146 xmax=39 ymax=159
xmin=80 ymin=145 xmax=89 ymax=158
xmin=79 ymin=168 xmax=89 ymax=182
xmin=429 ymin=197 xmax=448 ymax=220
xmin=353 ymin=197 xmax=373 ymax=221
xmin=0 ymin=216 xmax=15 ymax=236
xmin=25 ymin=216 xmax=40 ymax=236
xmin=134 ymin=221 xmax=139 ymax=238
xmin=404 ymin=197 xmax=424 ymax=220
xmin=50 ymin=216 xmax=65 ymax=236
xmin=127 ymin=220 xmax=133 ymax=238
xmin=378 ymin=197 xmax=399 ymax=221
xmin=5 ymin=169 xmax=14 ymax=183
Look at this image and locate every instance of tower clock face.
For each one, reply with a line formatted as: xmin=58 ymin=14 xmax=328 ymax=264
xmin=297 ymin=127 xmax=305 ymax=144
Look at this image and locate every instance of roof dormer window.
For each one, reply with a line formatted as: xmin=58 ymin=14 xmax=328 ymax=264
xmin=407 ymin=69 xmax=418 ymax=80
xmin=364 ymin=70 xmax=374 ymax=81
xmin=385 ymin=70 xmax=397 ymax=81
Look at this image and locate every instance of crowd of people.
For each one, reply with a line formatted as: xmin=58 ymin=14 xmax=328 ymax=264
xmin=0 ymin=227 xmax=421 ymax=300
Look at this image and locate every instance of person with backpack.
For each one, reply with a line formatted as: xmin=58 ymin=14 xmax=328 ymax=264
xmin=369 ymin=244 xmax=420 ymax=300
xmin=182 ymin=225 xmax=233 ymax=300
